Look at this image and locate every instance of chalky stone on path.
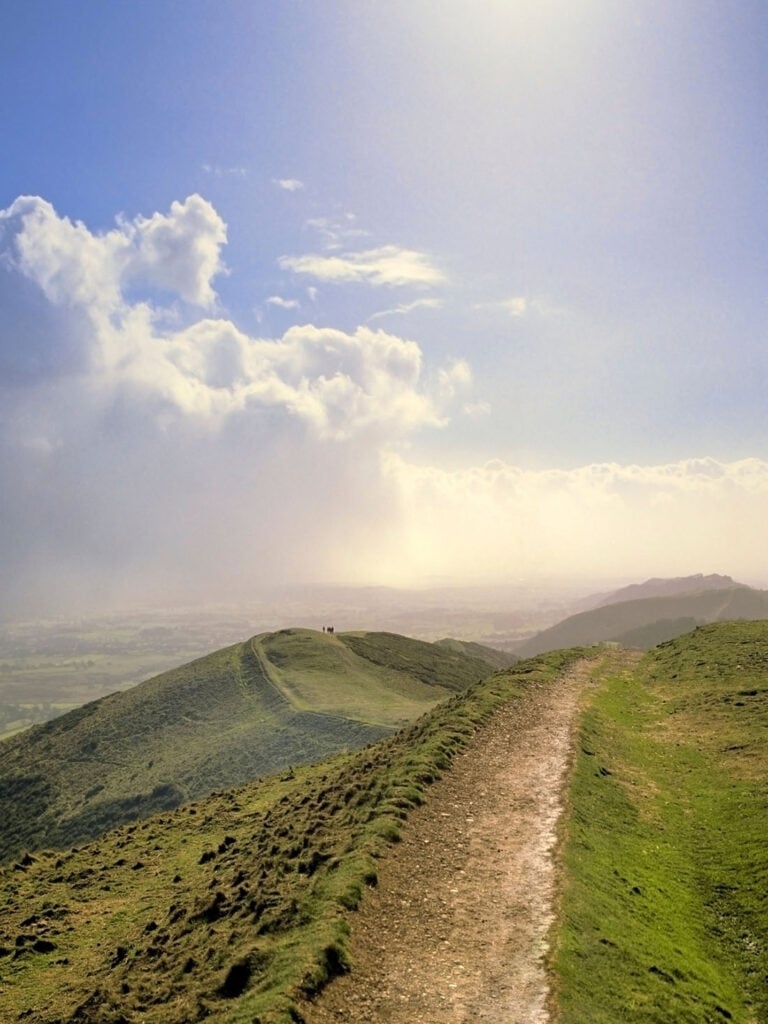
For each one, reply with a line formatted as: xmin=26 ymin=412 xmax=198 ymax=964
xmin=301 ymin=657 xmax=617 ymax=1024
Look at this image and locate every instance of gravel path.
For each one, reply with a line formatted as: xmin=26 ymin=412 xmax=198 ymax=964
xmin=298 ymin=657 xmax=601 ymax=1024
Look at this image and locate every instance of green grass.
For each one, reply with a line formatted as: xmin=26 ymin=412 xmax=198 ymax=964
xmin=0 ymin=646 xmax=586 ymax=1024
xmin=7 ymin=622 xmax=762 ymax=1023
xmin=553 ymin=622 xmax=768 ymax=1023
xmin=257 ymin=630 xmax=481 ymax=725
xmin=0 ymin=628 xmax=502 ymax=863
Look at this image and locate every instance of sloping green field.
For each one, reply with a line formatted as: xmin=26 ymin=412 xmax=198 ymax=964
xmin=0 ymin=629 xmax=502 ymax=862
xmin=0 ymin=646 xmax=582 ymax=1024
xmin=2 ymin=623 xmax=764 ymax=1023
xmin=554 ymin=621 xmax=768 ymax=1023
xmin=256 ymin=629 xmax=493 ymax=722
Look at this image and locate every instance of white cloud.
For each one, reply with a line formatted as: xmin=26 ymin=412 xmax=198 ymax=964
xmin=473 ymin=296 xmax=575 ymax=321
xmin=368 ymin=298 xmax=443 ymax=322
xmin=0 ymin=196 xmax=457 ymax=440
xmin=368 ymin=453 xmax=768 ymax=585
xmin=266 ymin=295 xmax=300 ymax=310
xmin=305 ymin=214 xmax=370 ymax=250
xmin=3 ymin=193 xmax=227 ymax=311
xmin=120 ymin=195 xmax=227 ymax=307
xmin=274 ymin=178 xmax=304 ymax=192
xmin=4 ymin=195 xmax=127 ymax=309
xmin=437 ymin=359 xmax=473 ymax=400
xmin=11 ymin=194 xmax=761 ymax=616
xmin=279 ymin=245 xmax=446 ymax=288
xmin=0 ymin=195 xmax=476 ymax=616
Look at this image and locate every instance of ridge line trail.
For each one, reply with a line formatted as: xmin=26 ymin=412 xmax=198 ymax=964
xmin=301 ymin=652 xmax=637 ymax=1024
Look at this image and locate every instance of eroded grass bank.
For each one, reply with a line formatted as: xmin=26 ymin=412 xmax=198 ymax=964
xmin=553 ymin=622 xmax=768 ymax=1023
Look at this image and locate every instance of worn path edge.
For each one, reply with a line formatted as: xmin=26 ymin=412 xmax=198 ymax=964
xmin=299 ymin=654 xmax=620 ymax=1024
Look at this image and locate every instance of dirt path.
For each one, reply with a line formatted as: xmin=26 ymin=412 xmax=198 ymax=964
xmin=299 ymin=657 xmax=603 ymax=1024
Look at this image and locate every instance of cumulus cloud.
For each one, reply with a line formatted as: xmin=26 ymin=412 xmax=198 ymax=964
xmin=0 ymin=195 xmax=472 ymax=615
xmin=279 ymin=245 xmax=446 ymax=288
xmin=119 ymin=195 xmax=227 ymax=307
xmin=2 ymin=193 xmax=227 ymax=311
xmin=266 ymin=295 xmax=300 ymax=310
xmin=0 ymin=196 xmax=453 ymax=438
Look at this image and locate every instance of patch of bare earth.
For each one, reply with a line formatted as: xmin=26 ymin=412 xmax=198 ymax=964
xmin=299 ymin=657 xmax=601 ymax=1024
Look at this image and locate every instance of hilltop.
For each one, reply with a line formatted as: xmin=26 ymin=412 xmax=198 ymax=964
xmin=0 ymin=628 xmax=509 ymax=863
xmin=514 ymin=579 xmax=768 ymax=656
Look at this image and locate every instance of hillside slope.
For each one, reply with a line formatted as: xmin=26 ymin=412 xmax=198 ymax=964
xmin=514 ymin=584 xmax=768 ymax=656
xmin=0 ymin=624 xmax=764 ymax=1023
xmin=0 ymin=646 xmax=584 ymax=1024
xmin=435 ymin=636 xmax=519 ymax=669
xmin=554 ymin=620 xmax=768 ymax=1022
xmin=0 ymin=628 xmax=499 ymax=862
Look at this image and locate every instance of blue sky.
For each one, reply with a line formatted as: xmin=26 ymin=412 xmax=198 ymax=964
xmin=2 ymin=0 xmax=768 ymax=615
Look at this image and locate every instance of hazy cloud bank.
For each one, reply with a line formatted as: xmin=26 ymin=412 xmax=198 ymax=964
xmin=375 ymin=454 xmax=768 ymax=586
xmin=1 ymin=195 xmax=764 ymax=617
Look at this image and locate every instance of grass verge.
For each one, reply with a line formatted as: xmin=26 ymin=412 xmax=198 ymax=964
xmin=553 ymin=622 xmax=768 ymax=1023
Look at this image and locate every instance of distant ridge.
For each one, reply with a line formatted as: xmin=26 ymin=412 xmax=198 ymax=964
xmin=0 ymin=628 xmax=502 ymax=862
xmin=594 ymin=573 xmax=744 ymax=608
xmin=514 ymin=580 xmax=768 ymax=657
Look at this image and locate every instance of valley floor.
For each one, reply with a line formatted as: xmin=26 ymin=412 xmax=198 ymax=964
xmin=298 ymin=654 xmax=624 ymax=1023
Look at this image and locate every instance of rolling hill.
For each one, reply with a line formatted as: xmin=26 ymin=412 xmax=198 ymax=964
xmin=0 ymin=628 xmax=508 ymax=863
xmin=514 ymin=583 xmax=768 ymax=657
xmin=0 ymin=644 xmax=582 ymax=1024
xmin=0 ymin=623 xmax=764 ymax=1023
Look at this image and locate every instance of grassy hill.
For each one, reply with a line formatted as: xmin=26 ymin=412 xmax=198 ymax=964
xmin=435 ymin=636 xmax=518 ymax=669
xmin=0 ymin=628 xmax=501 ymax=863
xmin=0 ymin=646 xmax=583 ymax=1024
xmin=514 ymin=584 xmax=768 ymax=656
xmin=0 ymin=623 xmax=764 ymax=1023
xmin=554 ymin=620 xmax=768 ymax=1022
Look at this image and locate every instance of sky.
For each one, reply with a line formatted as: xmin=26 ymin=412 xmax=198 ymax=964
xmin=2 ymin=0 xmax=768 ymax=617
